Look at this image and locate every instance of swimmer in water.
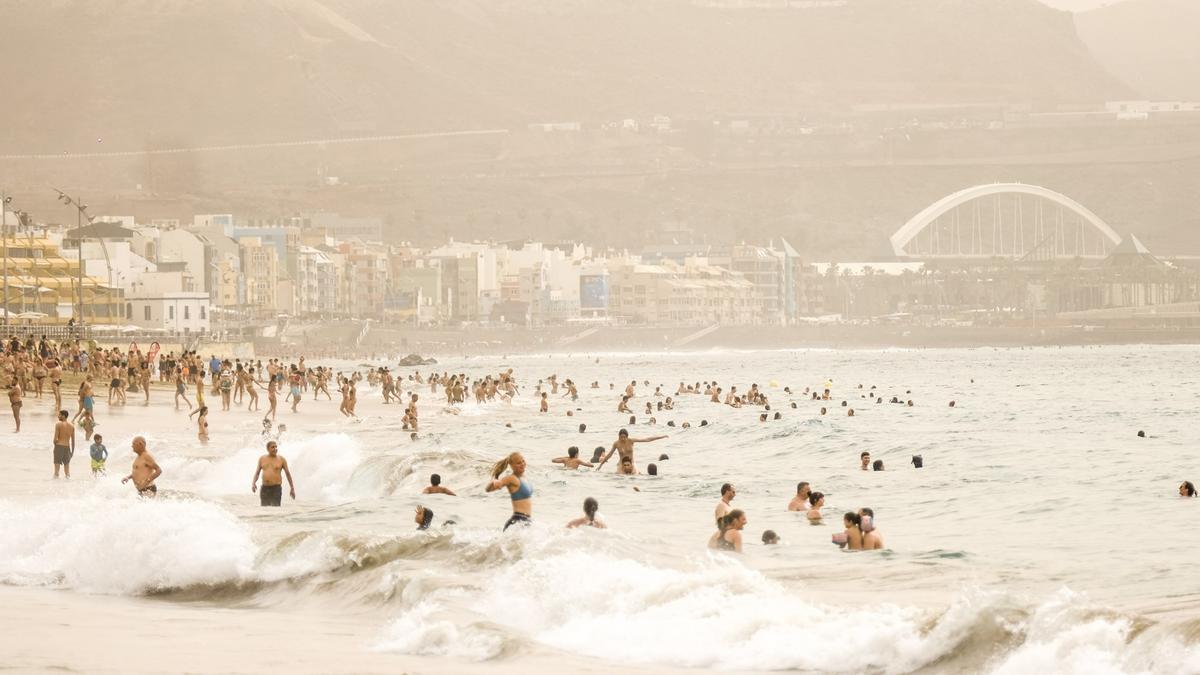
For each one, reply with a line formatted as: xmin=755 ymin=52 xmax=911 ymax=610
xmin=841 ymin=512 xmax=864 ymax=550
xmin=859 ymin=507 xmax=884 ymax=549
xmin=422 ymin=473 xmax=456 ymax=496
xmin=414 ymin=505 xmax=435 ymax=530
xmin=552 ymin=446 xmax=594 ymax=470
xmin=708 ymin=510 xmax=746 ymax=553
xmin=762 ymin=530 xmax=780 ymax=545
xmin=566 ymin=497 xmax=606 ymax=529
xmin=806 ymin=492 xmax=824 ymax=521
xmin=486 ymin=452 xmax=532 ymax=530
xmin=860 ymin=451 xmax=871 ymax=471
xmin=1181 ymin=481 xmax=1197 ymax=498
xmin=715 ymin=483 xmax=736 ymax=527
xmin=617 ymin=456 xmax=637 ymax=475
xmin=596 ymin=428 xmax=667 ymax=473
xmin=788 ymin=481 xmax=811 ymax=511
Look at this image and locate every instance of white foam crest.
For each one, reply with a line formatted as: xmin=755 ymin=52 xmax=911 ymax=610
xmin=376 ymin=601 xmax=508 ymax=661
xmin=472 ymin=550 xmax=950 ymax=672
xmin=0 ymin=496 xmax=255 ymax=594
xmin=162 ymin=433 xmax=364 ymax=501
xmin=988 ymin=588 xmax=1200 ymax=675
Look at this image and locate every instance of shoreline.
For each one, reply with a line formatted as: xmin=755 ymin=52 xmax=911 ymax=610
xmin=262 ymin=324 xmax=1200 ymax=361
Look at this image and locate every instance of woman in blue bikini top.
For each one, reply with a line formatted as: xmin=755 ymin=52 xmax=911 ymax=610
xmin=486 ymin=451 xmax=533 ymax=531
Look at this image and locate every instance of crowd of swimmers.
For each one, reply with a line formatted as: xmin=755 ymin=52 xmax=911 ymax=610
xmin=5 ymin=334 xmax=1193 ymax=548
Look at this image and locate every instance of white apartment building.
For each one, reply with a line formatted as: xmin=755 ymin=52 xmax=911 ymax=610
xmin=127 ymin=291 xmax=211 ymax=335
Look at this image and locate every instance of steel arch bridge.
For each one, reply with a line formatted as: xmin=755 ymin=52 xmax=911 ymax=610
xmin=891 ymin=183 xmax=1122 ymax=260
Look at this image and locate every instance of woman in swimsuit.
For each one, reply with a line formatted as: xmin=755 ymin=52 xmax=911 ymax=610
xmin=716 ymin=509 xmax=746 ymax=553
xmin=841 ymin=512 xmax=864 ymax=550
xmin=196 ymin=406 xmax=209 ymax=444
xmin=566 ymin=497 xmax=606 ymax=529
xmin=486 ymin=452 xmax=533 ymax=530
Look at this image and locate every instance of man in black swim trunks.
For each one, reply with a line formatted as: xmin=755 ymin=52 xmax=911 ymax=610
xmin=251 ymin=440 xmax=296 ymax=507
xmin=121 ymin=436 xmax=161 ymax=497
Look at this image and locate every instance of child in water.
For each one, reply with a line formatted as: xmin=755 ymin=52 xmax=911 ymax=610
xmin=89 ymin=433 xmax=108 ymax=476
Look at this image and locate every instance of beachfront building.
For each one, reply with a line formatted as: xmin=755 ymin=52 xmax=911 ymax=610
xmin=0 ymin=231 xmax=123 ymax=323
xmin=389 ymin=261 xmax=443 ymax=324
xmin=126 ymin=291 xmax=211 ymax=335
xmin=607 ymin=260 xmax=758 ymax=326
xmin=339 ymin=243 xmax=388 ymax=318
xmin=239 ymin=236 xmax=280 ymax=315
xmin=295 ymin=245 xmax=339 ymax=316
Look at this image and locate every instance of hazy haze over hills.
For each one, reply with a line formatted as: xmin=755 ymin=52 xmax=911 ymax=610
xmin=1075 ymin=0 xmax=1200 ymax=99
xmin=2 ymin=0 xmax=1197 ymax=261
xmin=0 ymin=0 xmax=1126 ymax=153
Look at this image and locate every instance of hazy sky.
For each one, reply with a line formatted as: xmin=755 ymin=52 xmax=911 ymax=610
xmin=1039 ymin=0 xmax=1126 ymax=10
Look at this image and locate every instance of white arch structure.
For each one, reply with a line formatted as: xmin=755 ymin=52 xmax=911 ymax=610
xmin=891 ymin=183 xmax=1121 ymax=258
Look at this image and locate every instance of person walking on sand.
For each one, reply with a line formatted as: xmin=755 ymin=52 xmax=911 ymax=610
xmin=251 ymin=440 xmax=296 ymax=507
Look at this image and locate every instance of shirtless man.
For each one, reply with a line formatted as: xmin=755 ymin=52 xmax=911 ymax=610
xmin=121 ymin=435 xmax=162 ymax=497
xmin=715 ymin=483 xmax=736 ymax=527
xmin=617 ymin=456 xmax=637 ymax=475
xmin=251 ymin=440 xmax=296 ymax=507
xmin=421 ymin=473 xmax=456 ymax=496
xmin=73 ymin=376 xmax=94 ymax=423
xmin=860 ymin=507 xmax=885 ymax=550
xmin=52 ymin=409 xmax=75 ymax=477
xmin=787 ymin=481 xmax=812 ymax=511
xmin=596 ymin=428 xmax=667 ymax=473
xmin=617 ymin=395 xmax=632 ymax=414
xmin=551 ymin=446 xmax=594 ymax=470
xmin=403 ymin=393 xmax=419 ymax=431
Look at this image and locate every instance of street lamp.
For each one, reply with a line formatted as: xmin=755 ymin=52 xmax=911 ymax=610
xmin=2 ymin=194 xmax=10 ymax=328
xmin=54 ymin=188 xmax=93 ymax=327
xmin=0 ymin=195 xmax=30 ymax=329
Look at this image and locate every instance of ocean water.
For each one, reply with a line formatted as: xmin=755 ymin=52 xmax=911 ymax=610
xmin=3 ymin=345 xmax=1200 ymax=674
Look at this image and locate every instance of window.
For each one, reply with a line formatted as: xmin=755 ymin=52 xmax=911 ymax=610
xmin=169 ymin=305 xmax=175 ymax=320
xmin=200 ymin=305 xmax=206 ymax=319
xmin=143 ymin=306 xmax=151 ymax=321
xmin=125 ymin=302 xmax=132 ymax=318
xmin=184 ymin=305 xmax=190 ymax=320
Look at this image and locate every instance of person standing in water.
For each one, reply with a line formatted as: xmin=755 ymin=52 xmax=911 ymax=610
xmin=566 ymin=497 xmax=606 ymax=529
xmin=422 ymin=473 xmax=456 ymax=496
xmin=788 ymin=482 xmax=811 ymax=511
xmin=121 ymin=436 xmax=162 ymax=498
xmin=708 ymin=510 xmax=746 ymax=553
xmin=486 ymin=451 xmax=532 ymax=530
xmin=52 ymin=409 xmax=75 ymax=479
xmin=552 ymin=446 xmax=594 ymax=469
xmin=251 ymin=440 xmax=296 ymax=506
xmin=8 ymin=381 xmax=22 ymax=432
xmin=596 ymin=429 xmax=667 ymax=473
xmin=715 ymin=483 xmax=736 ymax=527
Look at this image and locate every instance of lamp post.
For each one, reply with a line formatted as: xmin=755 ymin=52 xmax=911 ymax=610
xmin=0 ymin=195 xmax=28 ymax=328
xmin=54 ymin=188 xmax=93 ymax=328
xmin=2 ymin=193 xmax=9 ymax=328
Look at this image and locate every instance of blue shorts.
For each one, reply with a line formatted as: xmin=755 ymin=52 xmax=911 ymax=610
xmin=83 ymin=396 xmax=94 ymax=410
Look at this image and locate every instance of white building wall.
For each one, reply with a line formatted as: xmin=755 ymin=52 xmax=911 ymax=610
xmin=128 ymin=293 xmax=211 ymax=334
xmin=159 ymin=229 xmax=208 ymax=290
